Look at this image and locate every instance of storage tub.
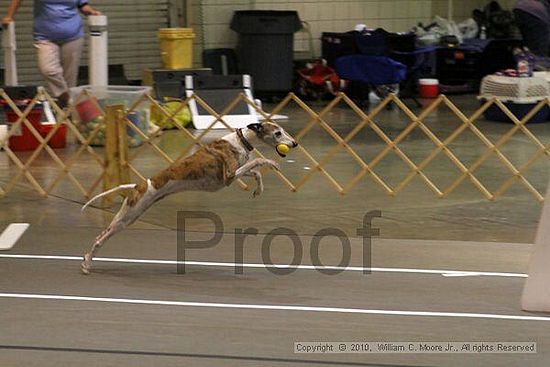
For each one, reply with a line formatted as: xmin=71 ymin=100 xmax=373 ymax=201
xmin=479 ymin=99 xmax=549 ymax=123
xmin=70 ymin=85 xmax=152 ymax=147
xmin=1 ymin=99 xmax=44 ymax=151
xmin=478 ymin=75 xmax=549 ymax=123
xmin=40 ymin=123 xmax=67 ymax=149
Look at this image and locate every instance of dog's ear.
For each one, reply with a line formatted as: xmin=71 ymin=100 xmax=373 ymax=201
xmin=247 ymin=123 xmax=263 ymax=133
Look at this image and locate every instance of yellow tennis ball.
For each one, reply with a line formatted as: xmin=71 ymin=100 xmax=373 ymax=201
xmin=276 ymin=144 xmax=290 ymax=155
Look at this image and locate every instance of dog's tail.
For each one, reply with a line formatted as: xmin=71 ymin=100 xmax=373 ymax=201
xmin=81 ymin=184 xmax=137 ymax=212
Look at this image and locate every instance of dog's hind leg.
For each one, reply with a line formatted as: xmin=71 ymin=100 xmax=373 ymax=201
xmin=81 ymin=222 xmax=124 ymax=275
xmin=81 ymin=199 xmax=130 ymax=275
xmin=81 ymin=181 xmax=160 ymax=274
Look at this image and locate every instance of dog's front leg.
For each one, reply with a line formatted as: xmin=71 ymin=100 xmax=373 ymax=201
xmin=234 ymin=158 xmax=279 ymax=178
xmin=232 ymin=158 xmax=277 ymax=195
xmin=243 ymin=169 xmax=263 ymax=197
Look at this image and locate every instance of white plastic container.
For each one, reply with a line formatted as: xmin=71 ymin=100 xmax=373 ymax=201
xmin=478 ymin=75 xmax=550 ymax=123
xmin=69 ymin=85 xmax=152 ymax=146
xmin=70 ymin=85 xmax=152 ymax=107
xmin=478 ymin=75 xmax=549 ymax=104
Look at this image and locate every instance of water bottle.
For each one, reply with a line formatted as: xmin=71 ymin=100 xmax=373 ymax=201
xmin=523 ymin=47 xmax=535 ymax=76
xmin=514 ymin=47 xmax=530 ymax=77
xmin=480 ymin=25 xmax=487 ymax=40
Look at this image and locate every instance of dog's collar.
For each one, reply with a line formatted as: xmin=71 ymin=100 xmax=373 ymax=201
xmin=236 ymin=128 xmax=254 ymax=152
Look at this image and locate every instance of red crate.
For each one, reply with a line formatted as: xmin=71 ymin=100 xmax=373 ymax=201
xmin=2 ymin=100 xmax=44 ymax=151
xmin=40 ymin=123 xmax=67 ymax=149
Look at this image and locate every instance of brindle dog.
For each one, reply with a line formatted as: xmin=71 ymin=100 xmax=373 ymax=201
xmin=80 ymin=122 xmax=297 ymax=274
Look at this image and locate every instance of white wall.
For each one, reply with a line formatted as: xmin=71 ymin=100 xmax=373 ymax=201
xmin=191 ymin=0 xmax=513 ymax=66
xmin=194 ymin=0 xmax=435 ymax=62
xmin=432 ymin=0 xmax=515 ymax=22
xmin=255 ymin=0 xmax=434 ymax=56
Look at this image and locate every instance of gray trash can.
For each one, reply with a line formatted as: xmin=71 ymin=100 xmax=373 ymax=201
xmin=230 ymin=10 xmax=302 ymax=96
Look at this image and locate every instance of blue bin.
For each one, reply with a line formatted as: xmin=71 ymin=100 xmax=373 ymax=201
xmin=481 ymin=100 xmax=549 ymax=123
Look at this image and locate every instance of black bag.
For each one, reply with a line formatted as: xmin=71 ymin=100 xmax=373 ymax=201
xmin=473 ymin=1 xmax=516 ymax=39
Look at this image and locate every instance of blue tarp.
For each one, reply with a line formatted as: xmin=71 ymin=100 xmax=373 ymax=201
xmin=335 ymin=55 xmax=407 ymax=85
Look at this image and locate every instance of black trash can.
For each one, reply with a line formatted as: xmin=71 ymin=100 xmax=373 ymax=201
xmin=230 ymin=10 xmax=302 ymax=96
xmin=202 ymin=48 xmax=239 ymax=75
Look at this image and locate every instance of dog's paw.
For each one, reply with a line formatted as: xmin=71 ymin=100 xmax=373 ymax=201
xmin=268 ymin=160 xmax=280 ymax=171
xmin=252 ymin=188 xmax=263 ymax=198
xmin=81 ymin=254 xmax=92 ymax=275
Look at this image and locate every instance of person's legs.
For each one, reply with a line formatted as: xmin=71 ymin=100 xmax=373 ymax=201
xmin=35 ymin=40 xmax=67 ymax=99
xmin=514 ymin=9 xmax=550 ymax=56
xmin=60 ymin=37 xmax=84 ymax=89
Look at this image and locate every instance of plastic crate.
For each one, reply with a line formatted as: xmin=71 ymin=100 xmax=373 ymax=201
xmin=40 ymin=123 xmax=66 ymax=149
xmin=436 ymin=47 xmax=482 ymax=85
xmin=70 ymin=85 xmax=152 ymax=107
xmin=479 ymin=75 xmax=549 ymax=103
xmin=70 ymin=85 xmax=152 ymax=147
xmin=478 ymin=75 xmax=550 ymax=123
xmin=1 ymin=100 xmax=43 ymax=151
xmin=533 ymin=71 xmax=550 ymax=92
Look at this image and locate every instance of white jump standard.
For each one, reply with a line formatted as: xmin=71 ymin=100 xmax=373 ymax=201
xmin=80 ymin=122 xmax=297 ymax=274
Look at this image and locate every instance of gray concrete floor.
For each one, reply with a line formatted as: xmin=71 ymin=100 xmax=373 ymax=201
xmin=1 ymin=94 xmax=550 ymax=366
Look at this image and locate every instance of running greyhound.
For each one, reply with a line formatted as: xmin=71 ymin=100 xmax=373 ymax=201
xmin=80 ymin=122 xmax=297 ymax=274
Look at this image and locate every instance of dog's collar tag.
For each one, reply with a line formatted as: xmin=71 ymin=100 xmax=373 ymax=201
xmin=236 ymin=128 xmax=254 ymax=152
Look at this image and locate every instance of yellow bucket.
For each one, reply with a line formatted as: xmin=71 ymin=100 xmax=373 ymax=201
xmin=157 ymin=28 xmax=195 ymax=69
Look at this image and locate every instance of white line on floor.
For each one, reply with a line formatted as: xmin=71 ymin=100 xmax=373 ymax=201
xmin=0 ymin=223 xmax=29 ymax=251
xmin=0 ymin=254 xmax=528 ymax=278
xmin=0 ymin=292 xmax=547 ymax=321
